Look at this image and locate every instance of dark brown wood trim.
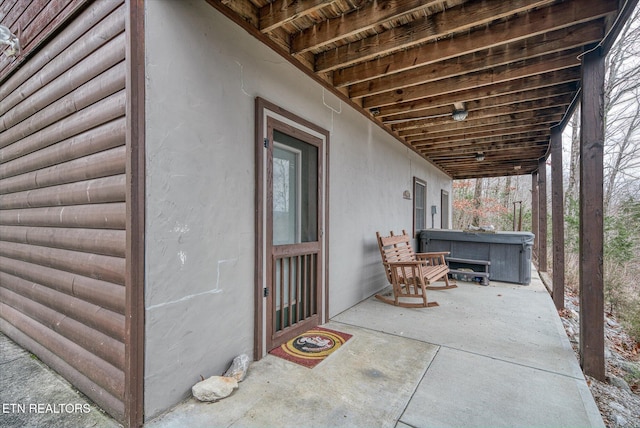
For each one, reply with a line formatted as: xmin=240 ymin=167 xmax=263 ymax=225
xmin=412 ymin=177 xmax=427 ymax=237
xmin=550 ymin=128 xmax=565 ymax=310
xmin=124 ymin=0 xmax=145 ymax=426
xmin=579 ymin=48 xmax=605 ymax=381
xmin=441 ymin=190 xmax=449 ymax=229
xmin=537 ymin=158 xmax=548 ymax=272
xmin=255 ymin=97 xmax=330 ymax=356
xmin=265 ymin=116 xmax=324 ymax=351
xmin=531 ymin=171 xmax=539 ymax=265
xmin=254 ymin=98 xmax=265 ymax=361
xmin=324 ymin=128 xmax=330 ymax=324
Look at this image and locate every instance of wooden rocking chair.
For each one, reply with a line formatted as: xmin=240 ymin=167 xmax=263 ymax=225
xmin=375 ymin=230 xmax=456 ymax=308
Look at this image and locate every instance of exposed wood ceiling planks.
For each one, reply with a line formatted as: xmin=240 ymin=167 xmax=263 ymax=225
xmin=208 ymin=0 xmax=625 ymax=179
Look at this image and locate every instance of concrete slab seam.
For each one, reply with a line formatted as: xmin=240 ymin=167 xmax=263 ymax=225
xmin=397 ymin=345 xmax=442 ymax=428
xmin=328 ymin=320 xmax=442 ymax=349
xmin=437 ymin=343 xmax=585 ymax=381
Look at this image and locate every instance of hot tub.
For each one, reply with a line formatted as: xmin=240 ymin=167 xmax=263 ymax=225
xmin=419 ymin=229 xmax=535 ymax=285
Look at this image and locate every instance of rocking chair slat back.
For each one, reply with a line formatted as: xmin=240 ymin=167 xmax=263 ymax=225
xmin=375 ymin=230 xmax=456 ymax=308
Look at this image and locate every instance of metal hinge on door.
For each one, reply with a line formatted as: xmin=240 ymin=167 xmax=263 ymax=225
xmin=263 ymin=138 xmax=269 ymax=148
xmin=263 ymin=287 xmax=269 ymax=297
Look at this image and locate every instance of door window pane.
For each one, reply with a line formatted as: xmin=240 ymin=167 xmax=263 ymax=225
xmin=273 ymin=130 xmax=318 ymax=244
xmin=414 ymin=178 xmax=426 ymax=233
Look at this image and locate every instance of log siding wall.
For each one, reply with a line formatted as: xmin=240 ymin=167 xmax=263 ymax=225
xmin=0 ymin=1 xmax=128 ymax=423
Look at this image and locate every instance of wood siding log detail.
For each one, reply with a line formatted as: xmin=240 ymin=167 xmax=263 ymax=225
xmin=0 ymin=319 xmax=125 ymax=422
xmin=0 ymin=287 xmax=125 ymax=370
xmin=0 ymin=2 xmax=128 ymax=424
xmin=0 ymin=1 xmax=124 ymax=86
xmin=0 ymin=203 xmax=127 ymax=229
xmin=0 ymin=256 xmax=125 ymax=314
xmin=0 ymin=241 xmax=126 ymax=285
xmin=0 ymin=303 xmax=125 ymax=400
xmin=0 ymin=146 xmax=126 ymax=194
xmin=0 ymin=91 xmax=126 ymax=161
xmin=0 ymin=118 xmax=126 ymax=180
xmin=0 ymin=226 xmax=126 ymax=257
xmin=0 ymin=60 xmax=126 ymax=147
xmin=0 ymin=175 xmax=126 ymax=209
xmin=0 ymin=271 xmax=125 ymax=341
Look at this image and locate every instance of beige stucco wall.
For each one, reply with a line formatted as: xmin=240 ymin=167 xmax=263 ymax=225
xmin=144 ymin=0 xmax=452 ymax=419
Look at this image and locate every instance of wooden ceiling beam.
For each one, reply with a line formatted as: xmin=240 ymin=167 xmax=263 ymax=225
xmin=391 ymin=93 xmax=573 ymax=130
xmin=447 ymin=165 xmax=543 ymax=179
xmin=392 ymin=96 xmax=572 ymax=132
xmin=382 ymin=83 xmax=576 ymax=125
xmin=426 ymin=149 xmax=550 ymax=165
xmin=219 ymin=0 xmax=260 ymax=28
xmin=418 ymin=139 xmax=551 ymax=157
xmin=333 ymin=0 xmax=616 ymax=86
xmin=417 ymin=131 xmax=550 ymax=151
xmin=315 ymin=0 xmax=552 ymax=72
xmin=439 ymin=159 xmax=543 ymax=171
xmin=426 ymin=141 xmax=551 ymax=158
xmin=363 ymin=50 xmax=581 ymax=109
xmin=259 ymin=0 xmax=336 ymax=33
xmin=376 ymin=71 xmax=580 ymax=117
xmin=403 ymin=114 xmax=564 ymax=141
xmin=428 ymin=127 xmax=551 ymax=150
xmin=290 ymin=0 xmax=443 ymax=54
xmin=453 ymin=166 xmax=539 ymax=179
xmin=404 ymin=121 xmax=559 ymax=142
xmin=432 ymin=146 xmax=548 ymax=158
xmin=348 ymin=22 xmax=601 ymax=98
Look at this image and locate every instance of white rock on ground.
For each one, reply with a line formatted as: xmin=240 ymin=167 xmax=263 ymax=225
xmin=224 ymin=354 xmax=250 ymax=382
xmin=192 ymin=376 xmax=238 ymax=402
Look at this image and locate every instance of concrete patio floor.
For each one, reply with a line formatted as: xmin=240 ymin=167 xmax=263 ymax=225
xmin=148 ymin=269 xmax=604 ymax=428
xmin=1 ymin=268 xmax=604 ymax=427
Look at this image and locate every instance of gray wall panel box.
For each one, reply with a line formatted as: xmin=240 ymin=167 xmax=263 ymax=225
xmin=419 ymin=230 xmax=534 ymax=285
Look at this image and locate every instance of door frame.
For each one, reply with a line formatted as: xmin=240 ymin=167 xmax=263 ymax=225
xmin=254 ymin=97 xmax=330 ymax=359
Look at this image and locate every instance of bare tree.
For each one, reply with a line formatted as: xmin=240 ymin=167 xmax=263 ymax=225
xmin=565 ymin=106 xmax=580 ymax=214
xmin=472 ymin=178 xmax=483 ymax=226
xmin=603 ymin=6 xmax=640 ymax=213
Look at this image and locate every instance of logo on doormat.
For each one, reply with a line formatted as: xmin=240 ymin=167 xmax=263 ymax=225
xmin=270 ymin=327 xmax=352 ymax=368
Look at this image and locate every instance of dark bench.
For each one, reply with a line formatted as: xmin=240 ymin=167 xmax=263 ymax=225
xmin=446 ymin=257 xmax=490 ymax=286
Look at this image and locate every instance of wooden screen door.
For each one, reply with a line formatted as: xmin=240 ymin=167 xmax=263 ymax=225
xmin=266 ymin=118 xmax=324 ymax=350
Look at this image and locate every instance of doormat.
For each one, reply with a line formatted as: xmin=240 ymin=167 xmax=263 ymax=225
xmin=269 ymin=327 xmax=352 ymax=368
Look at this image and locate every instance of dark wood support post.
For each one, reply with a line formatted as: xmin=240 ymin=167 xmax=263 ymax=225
xmin=537 ymin=159 xmax=548 ymax=272
xmin=531 ymin=172 xmax=539 ymax=266
xmin=579 ymin=48 xmax=605 ymax=381
xmin=550 ymin=128 xmax=565 ymax=310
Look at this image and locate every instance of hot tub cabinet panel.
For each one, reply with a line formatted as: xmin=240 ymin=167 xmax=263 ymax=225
xmin=419 ymin=230 xmax=534 ymax=285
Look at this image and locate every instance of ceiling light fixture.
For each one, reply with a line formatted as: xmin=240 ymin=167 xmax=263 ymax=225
xmin=475 ymin=152 xmax=485 ymax=162
xmin=452 ymin=108 xmax=468 ymax=121
xmin=452 ymin=101 xmax=468 ymax=121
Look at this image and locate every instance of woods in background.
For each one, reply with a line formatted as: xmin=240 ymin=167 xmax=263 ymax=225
xmin=453 ymin=5 xmax=640 ymax=341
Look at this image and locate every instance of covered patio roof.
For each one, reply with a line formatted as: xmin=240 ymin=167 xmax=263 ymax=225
xmin=207 ymin=0 xmax=627 ymax=179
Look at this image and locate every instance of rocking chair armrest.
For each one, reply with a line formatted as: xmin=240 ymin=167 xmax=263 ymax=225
xmin=417 ymin=252 xmax=449 ymax=263
xmin=416 ymin=251 xmax=450 ymax=258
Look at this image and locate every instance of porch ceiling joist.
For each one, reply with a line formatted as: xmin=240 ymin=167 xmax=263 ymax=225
xmin=209 ymin=0 xmax=627 ymax=179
